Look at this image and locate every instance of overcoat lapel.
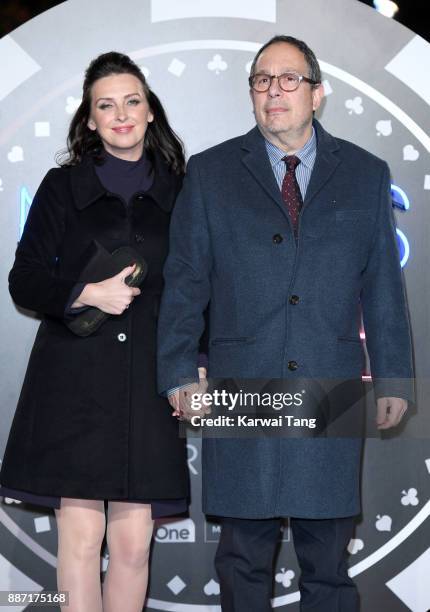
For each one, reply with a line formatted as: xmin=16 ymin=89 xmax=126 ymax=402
xmin=303 ymin=120 xmax=341 ymax=207
xmin=240 ymin=126 xmax=290 ymax=222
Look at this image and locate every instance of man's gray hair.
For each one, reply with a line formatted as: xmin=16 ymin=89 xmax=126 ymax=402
xmin=249 ymin=35 xmax=322 ymax=86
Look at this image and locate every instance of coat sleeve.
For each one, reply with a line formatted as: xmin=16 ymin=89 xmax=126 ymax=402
xmin=157 ymin=155 xmax=212 ymax=394
xmin=360 ymin=162 xmax=414 ymax=403
xmin=8 ymin=168 xmax=78 ymax=318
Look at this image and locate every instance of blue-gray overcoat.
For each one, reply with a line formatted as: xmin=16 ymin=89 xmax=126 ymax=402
xmin=157 ymin=120 xmax=413 ymax=519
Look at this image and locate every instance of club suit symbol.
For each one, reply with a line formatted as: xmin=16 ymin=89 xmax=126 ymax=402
xmin=208 ymin=54 xmax=228 ymax=74
xmin=345 ymin=96 xmax=363 ymax=115
xmin=401 ymin=488 xmax=419 ymax=506
xmin=275 ymin=568 xmax=295 ymax=588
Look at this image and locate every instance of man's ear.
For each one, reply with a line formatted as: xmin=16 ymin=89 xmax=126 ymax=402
xmin=312 ymin=82 xmax=324 ymax=112
xmin=249 ymin=89 xmax=256 ymax=116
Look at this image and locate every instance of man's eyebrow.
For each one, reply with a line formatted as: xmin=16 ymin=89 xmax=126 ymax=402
xmin=254 ymin=68 xmax=300 ymax=74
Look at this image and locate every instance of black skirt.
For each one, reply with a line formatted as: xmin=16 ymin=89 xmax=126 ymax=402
xmin=0 ymin=486 xmax=187 ymax=519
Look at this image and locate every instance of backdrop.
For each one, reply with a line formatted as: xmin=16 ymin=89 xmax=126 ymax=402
xmin=0 ymin=0 xmax=429 ymax=610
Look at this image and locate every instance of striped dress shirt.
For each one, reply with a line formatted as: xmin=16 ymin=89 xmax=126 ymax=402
xmin=264 ymin=125 xmax=317 ymax=199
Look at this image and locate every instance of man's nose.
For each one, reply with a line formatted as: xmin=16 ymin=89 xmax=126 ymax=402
xmin=268 ymin=76 xmax=282 ymax=97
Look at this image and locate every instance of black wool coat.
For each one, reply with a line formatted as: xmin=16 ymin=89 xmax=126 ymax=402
xmin=0 ymin=152 xmax=189 ymax=501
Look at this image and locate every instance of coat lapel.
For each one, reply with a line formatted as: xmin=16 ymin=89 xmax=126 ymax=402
xmin=145 ymin=151 xmax=182 ymax=213
xmin=240 ymin=126 xmax=290 ymax=221
xmin=303 ymin=119 xmax=341 ymax=207
xmin=70 ymin=155 xmax=106 ymax=210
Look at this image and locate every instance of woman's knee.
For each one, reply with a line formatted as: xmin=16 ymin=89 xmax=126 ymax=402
xmin=106 ymin=518 xmax=153 ymax=569
xmin=56 ymin=501 xmax=106 ymax=560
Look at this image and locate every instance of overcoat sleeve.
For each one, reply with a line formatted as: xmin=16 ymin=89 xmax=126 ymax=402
xmin=8 ymin=168 xmax=77 ymax=318
xmin=157 ymin=155 xmax=212 ymax=394
xmin=360 ymin=162 xmax=414 ymax=403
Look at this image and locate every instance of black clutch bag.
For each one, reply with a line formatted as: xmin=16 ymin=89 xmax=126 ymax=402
xmin=65 ymin=241 xmax=148 ymax=337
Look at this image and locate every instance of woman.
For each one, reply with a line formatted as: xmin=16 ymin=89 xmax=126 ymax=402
xmin=0 ymin=52 xmax=197 ymax=612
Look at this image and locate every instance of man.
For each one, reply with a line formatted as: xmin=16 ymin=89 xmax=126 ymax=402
xmin=157 ymin=36 xmax=413 ymax=611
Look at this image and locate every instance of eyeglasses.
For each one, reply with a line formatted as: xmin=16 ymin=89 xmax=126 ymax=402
xmin=249 ymin=72 xmax=320 ymax=93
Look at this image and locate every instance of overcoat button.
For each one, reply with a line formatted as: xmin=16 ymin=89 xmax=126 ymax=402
xmin=135 ymin=233 xmax=145 ymax=243
xmin=273 ymin=234 xmax=283 ymax=244
xmin=288 ymin=360 xmax=298 ymax=371
xmin=136 ymin=194 xmax=145 ymax=201
xmin=289 ymin=295 xmax=300 ymax=305
xmin=117 ymin=333 xmax=127 ymax=342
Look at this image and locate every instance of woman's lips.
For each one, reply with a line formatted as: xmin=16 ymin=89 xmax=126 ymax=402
xmin=112 ymin=125 xmax=135 ymax=133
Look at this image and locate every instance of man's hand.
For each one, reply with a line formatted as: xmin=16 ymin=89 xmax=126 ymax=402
xmin=169 ymin=368 xmax=211 ymax=421
xmin=376 ymin=397 xmax=408 ymax=430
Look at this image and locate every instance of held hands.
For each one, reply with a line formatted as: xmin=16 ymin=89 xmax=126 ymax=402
xmin=72 ymin=264 xmax=141 ymax=314
xmin=376 ymin=397 xmax=408 ymax=430
xmin=169 ymin=367 xmax=211 ymax=421
xmin=167 ymin=384 xmax=409 ymax=427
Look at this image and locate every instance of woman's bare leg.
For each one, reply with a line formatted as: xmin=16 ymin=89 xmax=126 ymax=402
xmin=55 ymin=498 xmax=105 ymax=612
xmin=102 ymin=502 xmax=154 ymax=612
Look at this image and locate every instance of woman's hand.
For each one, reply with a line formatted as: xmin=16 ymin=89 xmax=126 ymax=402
xmin=72 ymin=264 xmax=141 ymax=314
xmin=170 ymin=367 xmax=209 ymax=419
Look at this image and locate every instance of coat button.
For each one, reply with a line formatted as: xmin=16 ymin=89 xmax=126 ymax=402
xmin=136 ymin=194 xmax=145 ymax=201
xmin=117 ymin=333 xmax=127 ymax=342
xmin=135 ymin=233 xmax=145 ymax=243
xmin=273 ymin=234 xmax=283 ymax=244
xmin=288 ymin=360 xmax=298 ymax=371
xmin=289 ymin=295 xmax=300 ymax=305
